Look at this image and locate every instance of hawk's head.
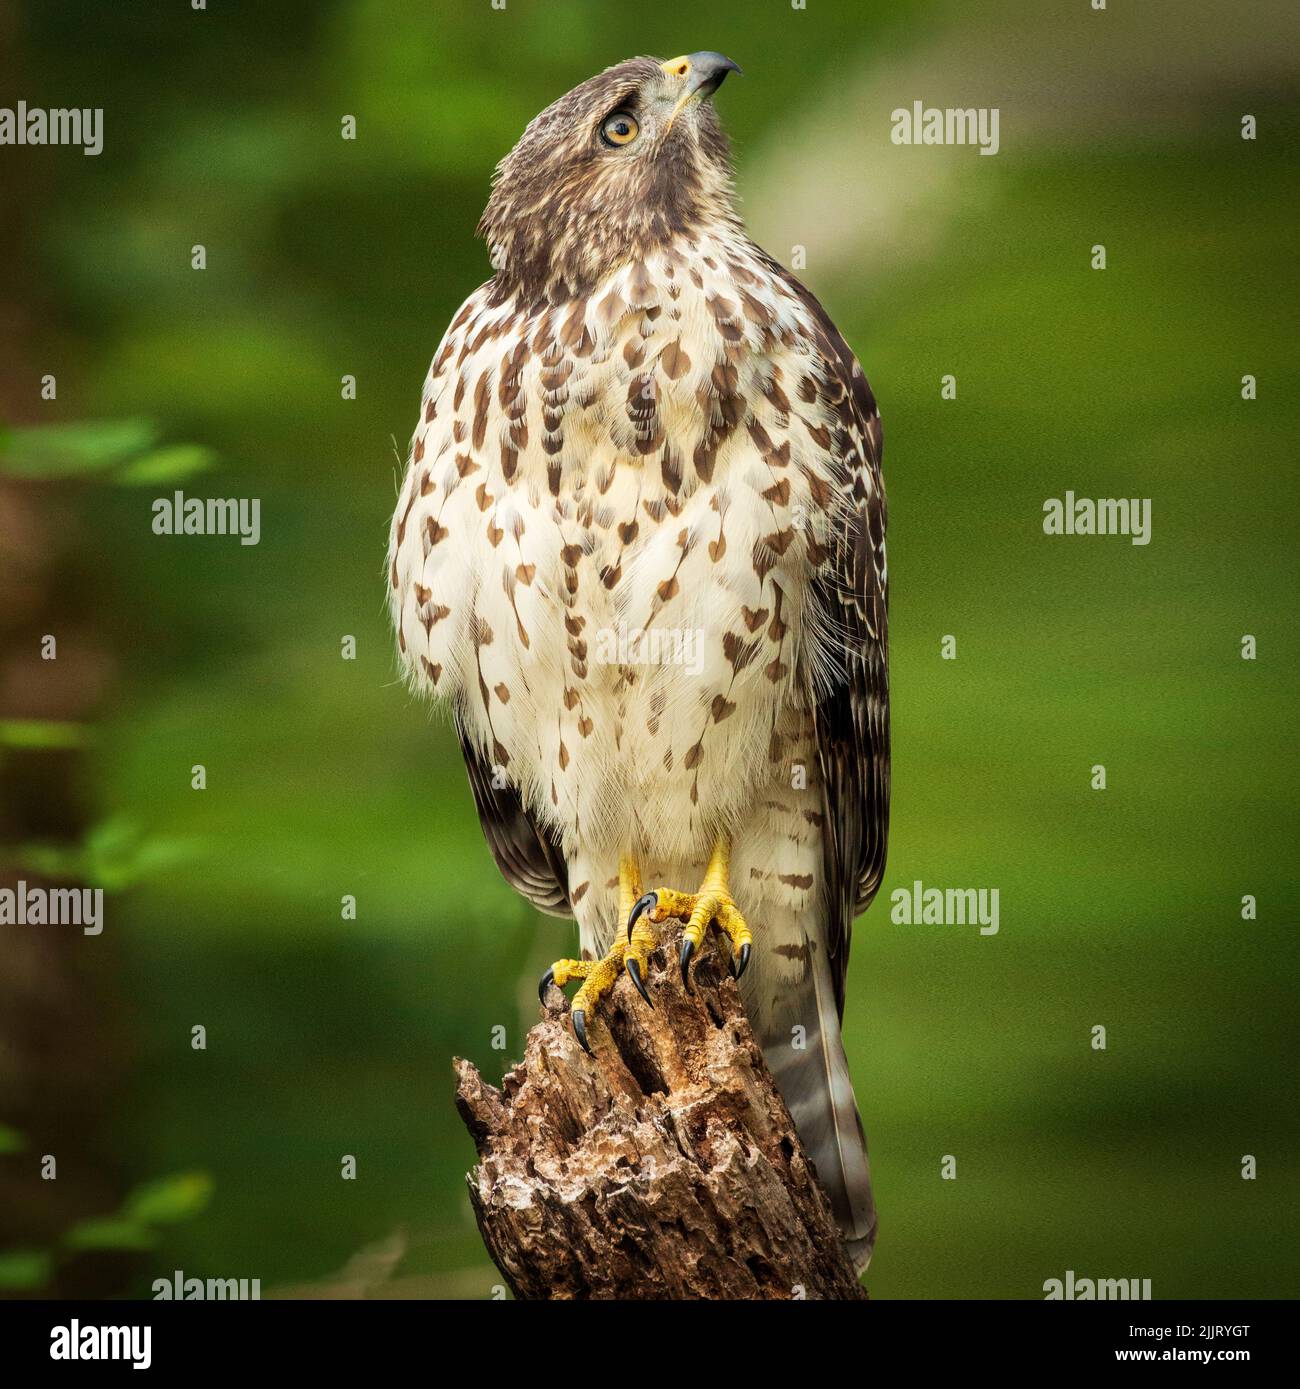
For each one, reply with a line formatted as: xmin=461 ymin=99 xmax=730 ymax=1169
xmin=478 ymin=52 xmax=742 ymax=303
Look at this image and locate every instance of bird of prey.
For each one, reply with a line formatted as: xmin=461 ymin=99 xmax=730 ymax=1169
xmin=388 ymin=52 xmax=888 ymax=1270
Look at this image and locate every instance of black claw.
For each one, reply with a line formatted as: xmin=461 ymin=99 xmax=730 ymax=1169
xmin=538 ymin=967 xmax=555 ymax=1005
xmin=679 ymin=937 xmax=695 ymax=993
xmin=627 ymin=891 xmax=658 ymax=941
xmin=626 ymin=957 xmax=654 ymax=1008
xmin=736 ymin=942 xmax=751 ymax=980
xmin=572 ymin=1009 xmax=591 ymax=1055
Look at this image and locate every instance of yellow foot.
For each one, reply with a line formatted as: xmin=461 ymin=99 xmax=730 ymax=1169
xmin=627 ymin=836 xmax=752 ymax=992
xmin=539 ymin=854 xmax=656 ymax=1055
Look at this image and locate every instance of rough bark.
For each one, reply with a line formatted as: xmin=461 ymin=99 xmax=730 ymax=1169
xmin=454 ymin=923 xmax=867 ymax=1300
xmin=0 ymin=37 xmax=129 ymax=1286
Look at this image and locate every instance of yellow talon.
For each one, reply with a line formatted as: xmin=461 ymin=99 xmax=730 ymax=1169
xmin=541 ymin=842 xmax=753 ymax=1047
xmin=570 ymin=949 xmax=624 ymax=1015
xmin=634 ymin=836 xmax=753 ymax=988
xmin=541 ymin=854 xmax=647 ymax=1053
xmin=548 ymin=959 xmax=585 ymax=989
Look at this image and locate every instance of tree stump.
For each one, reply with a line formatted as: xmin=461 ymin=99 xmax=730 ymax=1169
xmin=454 ymin=923 xmax=868 ymax=1300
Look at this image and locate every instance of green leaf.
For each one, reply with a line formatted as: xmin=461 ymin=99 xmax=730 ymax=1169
xmin=122 ymin=1171 xmax=213 ymax=1226
xmin=7 ymin=820 xmax=199 ymax=890
xmin=83 ymin=815 xmax=142 ymax=862
xmin=81 ymin=815 xmax=146 ymax=889
xmin=0 ymin=1248 xmax=54 ymax=1290
xmin=0 ymin=1123 xmax=27 ymax=1154
xmin=0 ymin=719 xmax=92 ymax=750
xmin=63 ymin=1218 xmax=158 ymax=1252
xmin=114 ymin=444 xmax=216 ymax=487
xmin=0 ymin=420 xmax=158 ymax=479
xmin=84 ymin=816 xmax=199 ymax=891
xmin=6 ymin=842 xmax=84 ymax=880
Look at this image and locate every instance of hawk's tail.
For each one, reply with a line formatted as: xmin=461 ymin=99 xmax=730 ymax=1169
xmin=751 ymin=946 xmax=877 ymax=1274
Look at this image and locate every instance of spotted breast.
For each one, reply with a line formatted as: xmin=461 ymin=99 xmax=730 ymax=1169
xmin=389 ymin=227 xmax=865 ymax=884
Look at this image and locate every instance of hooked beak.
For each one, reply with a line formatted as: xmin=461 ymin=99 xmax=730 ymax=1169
xmin=661 ymin=51 xmax=742 ymax=129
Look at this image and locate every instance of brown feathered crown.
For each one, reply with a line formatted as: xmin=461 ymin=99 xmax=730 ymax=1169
xmin=478 ymin=53 xmax=743 ymax=304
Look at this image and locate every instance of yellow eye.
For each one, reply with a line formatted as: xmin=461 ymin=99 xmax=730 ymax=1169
xmin=600 ymin=111 xmax=639 ymax=147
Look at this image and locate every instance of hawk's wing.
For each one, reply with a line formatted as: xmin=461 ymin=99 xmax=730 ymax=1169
xmin=457 ymin=724 xmax=572 ymax=917
xmin=769 ymin=261 xmax=890 ymax=1020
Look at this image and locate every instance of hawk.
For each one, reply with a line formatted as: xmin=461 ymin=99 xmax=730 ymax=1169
xmin=388 ymin=52 xmax=888 ymax=1270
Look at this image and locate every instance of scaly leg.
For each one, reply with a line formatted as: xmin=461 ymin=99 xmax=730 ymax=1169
xmin=627 ymin=835 xmax=753 ymax=992
xmin=538 ymin=853 xmax=656 ymax=1054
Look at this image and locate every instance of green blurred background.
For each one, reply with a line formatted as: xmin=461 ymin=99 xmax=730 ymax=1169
xmin=1 ymin=0 xmax=1297 ymax=1298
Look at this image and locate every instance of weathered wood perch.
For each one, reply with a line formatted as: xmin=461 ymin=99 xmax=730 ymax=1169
xmin=454 ymin=923 xmax=868 ymax=1299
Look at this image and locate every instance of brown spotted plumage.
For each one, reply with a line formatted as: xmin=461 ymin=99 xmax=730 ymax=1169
xmin=388 ymin=53 xmax=888 ymax=1270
